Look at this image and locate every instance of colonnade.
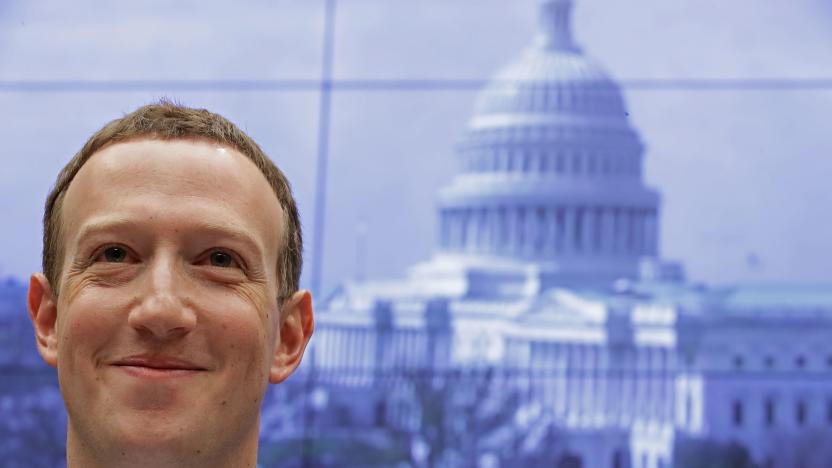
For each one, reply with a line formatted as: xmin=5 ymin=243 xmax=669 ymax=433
xmin=524 ymin=341 xmax=676 ymax=427
xmin=463 ymin=145 xmax=640 ymax=177
xmin=316 ymin=326 xmax=438 ymax=385
xmin=440 ymin=205 xmax=658 ymax=257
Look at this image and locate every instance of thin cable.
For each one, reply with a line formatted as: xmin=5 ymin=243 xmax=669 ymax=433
xmin=2 ymin=78 xmax=832 ymax=92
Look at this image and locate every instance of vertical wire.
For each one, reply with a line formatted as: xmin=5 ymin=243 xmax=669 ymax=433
xmin=304 ymin=0 xmax=336 ymax=466
xmin=311 ymin=0 xmax=337 ymax=297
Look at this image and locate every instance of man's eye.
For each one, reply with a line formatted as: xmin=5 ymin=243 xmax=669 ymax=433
xmin=209 ymin=250 xmax=236 ymax=268
xmin=101 ymin=246 xmax=128 ymax=263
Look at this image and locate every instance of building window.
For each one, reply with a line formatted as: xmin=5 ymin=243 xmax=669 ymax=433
xmin=796 ymin=355 xmax=807 ymax=369
xmin=612 ymin=449 xmax=627 ymax=468
xmin=826 ymin=355 xmax=832 ymax=369
xmin=764 ymin=355 xmax=775 ymax=369
xmin=765 ymin=398 xmax=776 ymax=427
xmin=827 ymin=399 xmax=832 ymax=425
xmin=374 ymin=401 xmax=386 ymax=426
xmin=796 ymin=400 xmax=807 ymax=426
xmin=732 ymin=399 xmax=744 ymax=427
xmin=733 ymin=355 xmax=744 ymax=370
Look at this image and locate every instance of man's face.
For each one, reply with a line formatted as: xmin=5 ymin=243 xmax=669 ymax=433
xmin=33 ymin=138 xmax=302 ymax=460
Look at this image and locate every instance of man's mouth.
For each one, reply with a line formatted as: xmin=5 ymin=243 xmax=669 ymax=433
xmin=112 ymin=355 xmax=207 ymax=379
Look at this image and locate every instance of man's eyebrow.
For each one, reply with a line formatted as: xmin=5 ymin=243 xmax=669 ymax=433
xmin=73 ymin=218 xmax=266 ymax=253
xmin=73 ymin=218 xmax=141 ymax=244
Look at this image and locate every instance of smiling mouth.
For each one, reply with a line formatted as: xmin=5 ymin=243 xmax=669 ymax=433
xmin=112 ymin=356 xmax=206 ymax=379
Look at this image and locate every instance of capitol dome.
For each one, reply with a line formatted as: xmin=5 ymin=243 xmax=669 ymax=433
xmin=432 ymin=0 xmax=661 ymax=288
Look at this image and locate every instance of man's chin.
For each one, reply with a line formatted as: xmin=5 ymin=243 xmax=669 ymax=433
xmin=106 ymin=409 xmax=207 ymax=450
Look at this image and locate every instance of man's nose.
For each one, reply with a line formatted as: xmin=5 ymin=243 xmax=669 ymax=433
xmin=127 ymin=255 xmax=196 ymax=340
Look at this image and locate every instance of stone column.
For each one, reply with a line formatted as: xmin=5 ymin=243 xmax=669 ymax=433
xmin=563 ymin=206 xmax=575 ymax=254
xmin=458 ymin=210 xmax=467 ymax=250
xmin=616 ymin=208 xmax=628 ymax=256
xmin=476 ymin=208 xmax=486 ymax=253
xmin=556 ymin=343 xmax=567 ymax=417
xmin=597 ymin=346 xmax=608 ymax=425
xmin=497 ymin=207 xmax=508 ymax=253
xmin=516 ymin=207 xmax=527 ymax=254
xmin=486 ymin=206 xmax=500 ymax=254
xmin=565 ymin=343 xmax=577 ymax=420
xmin=581 ymin=345 xmax=591 ymax=423
xmin=545 ymin=207 xmax=558 ymax=255
xmin=506 ymin=207 xmax=517 ymax=254
xmin=439 ymin=210 xmax=449 ymax=250
xmin=583 ymin=207 xmax=596 ymax=254
xmin=555 ymin=207 xmax=566 ymax=254
xmin=634 ymin=209 xmax=646 ymax=256
xmin=534 ymin=207 xmax=547 ymax=254
xmin=526 ymin=206 xmax=538 ymax=255
xmin=602 ymin=207 xmax=614 ymax=254
xmin=644 ymin=209 xmax=658 ymax=256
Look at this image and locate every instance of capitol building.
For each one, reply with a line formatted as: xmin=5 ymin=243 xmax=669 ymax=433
xmin=308 ymin=1 xmax=832 ymax=467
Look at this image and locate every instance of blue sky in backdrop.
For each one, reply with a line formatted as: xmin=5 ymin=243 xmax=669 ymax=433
xmin=0 ymin=0 xmax=831 ymax=296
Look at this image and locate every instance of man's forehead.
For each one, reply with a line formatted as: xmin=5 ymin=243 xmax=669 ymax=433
xmin=60 ymin=138 xmax=285 ymax=247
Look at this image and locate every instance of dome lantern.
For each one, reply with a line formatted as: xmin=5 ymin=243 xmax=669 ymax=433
xmin=538 ymin=0 xmax=581 ymax=53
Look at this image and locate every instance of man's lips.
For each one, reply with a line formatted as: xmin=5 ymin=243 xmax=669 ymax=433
xmin=111 ymin=355 xmax=207 ymax=379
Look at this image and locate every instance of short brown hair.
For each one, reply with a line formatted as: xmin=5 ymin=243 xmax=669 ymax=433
xmin=43 ymin=100 xmax=302 ymax=302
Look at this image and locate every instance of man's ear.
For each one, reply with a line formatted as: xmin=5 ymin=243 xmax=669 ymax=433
xmin=27 ymin=273 xmax=58 ymax=368
xmin=269 ymin=290 xmax=314 ymax=384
